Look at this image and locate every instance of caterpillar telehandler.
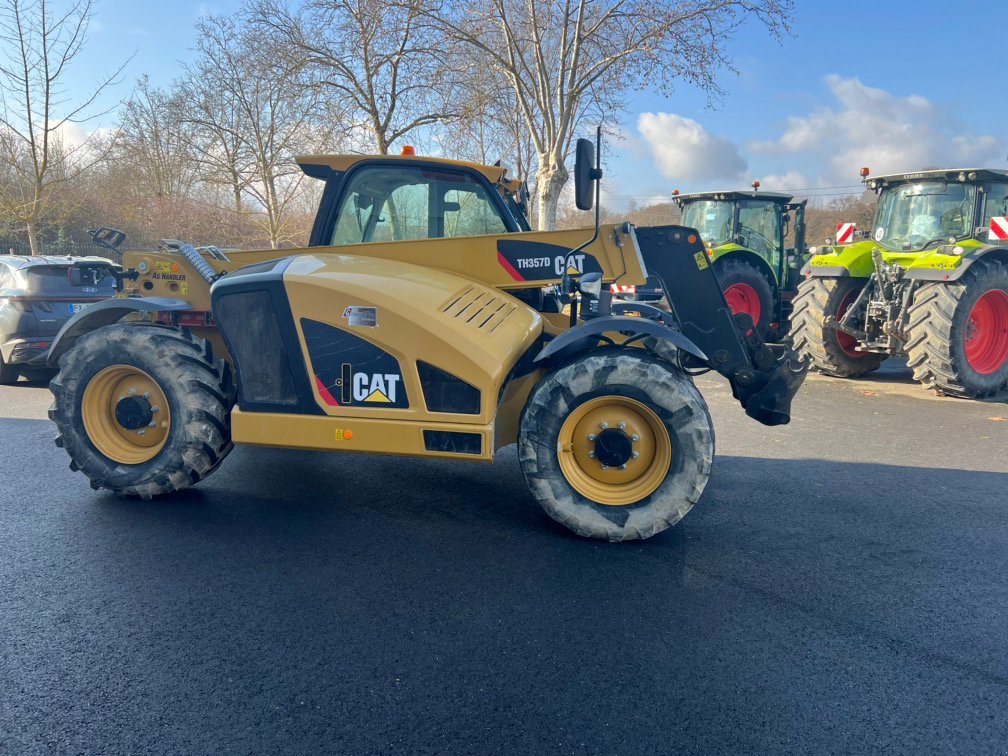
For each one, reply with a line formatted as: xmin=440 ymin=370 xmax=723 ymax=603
xmin=673 ymin=185 xmax=808 ymax=339
xmin=46 ymin=134 xmax=806 ymax=541
xmin=792 ymin=168 xmax=1008 ymax=398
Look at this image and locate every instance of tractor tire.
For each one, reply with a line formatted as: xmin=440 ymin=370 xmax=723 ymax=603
xmin=49 ymin=324 xmax=235 ymax=498
xmin=791 ymin=276 xmax=884 ymax=377
xmin=518 ymin=351 xmax=714 ymax=542
xmin=905 ymin=257 xmax=1008 ymax=398
xmin=714 ymin=258 xmax=777 ymax=336
xmin=0 ymin=354 xmax=18 ymax=385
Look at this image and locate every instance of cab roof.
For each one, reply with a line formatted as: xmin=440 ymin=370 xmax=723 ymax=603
xmin=870 ymin=168 xmax=1008 ymax=185
xmin=675 ymin=190 xmax=794 ymax=203
xmin=296 ymin=154 xmax=516 ymax=189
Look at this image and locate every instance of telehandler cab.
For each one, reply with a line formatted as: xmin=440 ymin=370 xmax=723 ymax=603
xmin=47 ymin=134 xmax=806 ymax=541
xmin=793 ymin=167 xmax=1008 ymax=398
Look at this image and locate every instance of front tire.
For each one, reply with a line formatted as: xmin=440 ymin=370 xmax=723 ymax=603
xmin=0 ymin=354 xmax=18 ymax=385
xmin=49 ymin=324 xmax=235 ymax=498
xmin=791 ymin=276 xmax=885 ymax=377
xmin=905 ymin=257 xmax=1008 ymax=398
xmin=518 ymin=352 xmax=714 ymax=542
xmin=714 ymin=258 xmax=777 ymax=336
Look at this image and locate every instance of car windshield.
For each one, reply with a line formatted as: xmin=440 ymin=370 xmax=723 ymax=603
xmin=682 ymin=200 xmax=734 ymax=247
xmin=874 ymin=181 xmax=976 ymax=251
xmin=26 ymin=266 xmax=116 ymax=295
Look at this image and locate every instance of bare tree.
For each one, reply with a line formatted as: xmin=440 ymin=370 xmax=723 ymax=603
xmin=0 ymin=0 xmax=125 ymax=253
xmin=251 ymin=0 xmax=461 ymax=155
xmin=116 ymin=75 xmax=199 ymax=200
xmin=192 ymin=13 xmax=330 ymax=248
xmin=433 ymin=0 xmax=792 ymax=230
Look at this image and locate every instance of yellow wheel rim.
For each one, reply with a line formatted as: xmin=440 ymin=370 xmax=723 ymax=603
xmin=81 ymin=365 xmax=171 ymax=465
xmin=556 ymin=396 xmax=672 ymax=506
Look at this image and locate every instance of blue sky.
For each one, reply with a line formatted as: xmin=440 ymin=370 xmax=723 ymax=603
xmin=66 ymin=0 xmax=1008 ymax=208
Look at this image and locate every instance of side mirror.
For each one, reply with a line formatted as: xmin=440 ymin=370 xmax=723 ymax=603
xmin=579 ymin=271 xmax=603 ymax=298
xmin=574 ymin=138 xmax=595 ymax=211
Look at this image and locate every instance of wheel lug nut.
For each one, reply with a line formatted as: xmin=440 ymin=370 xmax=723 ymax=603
xmin=599 ymin=422 xmax=608 ymax=430
xmin=619 ymin=464 xmax=627 ymax=470
xmin=632 ymin=451 xmax=640 ymax=459
xmin=148 ymin=421 xmax=156 ymax=427
xmin=151 ymin=406 xmax=159 ymax=413
xmin=127 ymin=388 xmax=137 ymax=396
xmin=587 ymin=433 xmax=596 ymax=441
xmin=600 ymin=464 xmax=608 ymax=470
xmin=631 ymin=434 xmax=640 ymax=442
xmin=618 ymin=422 xmax=626 ymax=430
xmin=137 ymin=429 xmax=146 ymax=436
xmin=588 ymin=451 xmax=595 ymax=458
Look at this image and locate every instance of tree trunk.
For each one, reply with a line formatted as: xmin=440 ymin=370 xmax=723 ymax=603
xmin=536 ymin=160 xmax=568 ymax=232
xmin=26 ymin=221 xmax=40 ymax=256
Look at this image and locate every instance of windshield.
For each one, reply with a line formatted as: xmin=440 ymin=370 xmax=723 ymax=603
xmin=682 ymin=200 xmax=735 ymax=247
xmin=874 ymin=181 xmax=976 ymax=251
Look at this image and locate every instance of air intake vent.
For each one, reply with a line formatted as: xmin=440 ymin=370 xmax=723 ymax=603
xmin=440 ymin=286 xmax=516 ymax=332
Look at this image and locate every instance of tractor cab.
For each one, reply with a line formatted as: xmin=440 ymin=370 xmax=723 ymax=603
xmin=674 ymin=186 xmax=807 ymax=337
xmin=858 ymin=168 xmax=1008 ymax=254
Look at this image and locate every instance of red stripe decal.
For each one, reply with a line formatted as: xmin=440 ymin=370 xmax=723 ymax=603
xmin=315 ymin=375 xmax=339 ymax=406
xmin=497 ymin=251 xmax=524 ymax=281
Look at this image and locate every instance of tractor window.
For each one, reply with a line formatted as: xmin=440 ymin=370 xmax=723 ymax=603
xmin=981 ymin=183 xmax=1008 ymax=237
xmin=738 ymin=201 xmax=782 ymax=266
xmin=875 ymin=182 xmax=976 ymax=251
xmin=682 ymin=200 xmax=734 ymax=247
xmin=329 ymin=164 xmax=509 ymax=246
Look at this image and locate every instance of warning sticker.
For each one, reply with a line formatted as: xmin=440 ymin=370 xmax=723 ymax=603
xmin=342 ymin=306 xmax=378 ymax=328
xmin=694 ymin=251 xmax=709 ymax=271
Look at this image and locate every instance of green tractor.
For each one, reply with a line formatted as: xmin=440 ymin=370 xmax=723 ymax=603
xmin=792 ymin=168 xmax=1008 ymax=398
xmin=674 ymin=185 xmax=807 ymax=338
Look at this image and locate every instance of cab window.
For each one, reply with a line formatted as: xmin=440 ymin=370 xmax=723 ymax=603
xmin=982 ymin=182 xmax=1008 ymax=235
xmin=329 ymin=165 xmax=510 ymax=246
xmin=738 ymin=200 xmax=782 ymax=267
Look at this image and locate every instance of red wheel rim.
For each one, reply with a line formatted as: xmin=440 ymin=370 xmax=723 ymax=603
xmin=836 ymin=287 xmax=867 ymax=359
xmin=964 ymin=288 xmax=1008 ymax=375
xmin=724 ymin=283 xmax=762 ymax=327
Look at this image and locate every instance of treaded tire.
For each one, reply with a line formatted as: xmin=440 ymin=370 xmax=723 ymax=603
xmin=49 ymin=324 xmax=235 ymax=498
xmin=905 ymin=257 xmax=1008 ymax=398
xmin=0 ymin=354 xmax=18 ymax=385
xmin=791 ymin=276 xmax=884 ymax=377
xmin=518 ymin=351 xmax=714 ymax=542
xmin=714 ymin=257 xmax=777 ymax=336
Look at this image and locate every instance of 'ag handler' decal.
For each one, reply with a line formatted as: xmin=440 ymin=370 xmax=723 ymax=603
xmin=301 ymin=318 xmax=408 ymax=409
xmin=496 ymin=239 xmax=603 ymax=282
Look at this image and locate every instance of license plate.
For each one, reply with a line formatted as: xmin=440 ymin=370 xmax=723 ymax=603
xmin=70 ymin=303 xmax=91 ymax=313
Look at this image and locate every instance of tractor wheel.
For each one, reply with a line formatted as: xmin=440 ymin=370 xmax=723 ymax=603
xmin=0 ymin=354 xmax=18 ymax=385
xmin=905 ymin=257 xmax=1008 ymax=398
xmin=49 ymin=324 xmax=235 ymax=498
xmin=791 ymin=276 xmax=884 ymax=377
xmin=714 ymin=258 xmax=777 ymax=336
xmin=518 ymin=351 xmax=714 ymax=542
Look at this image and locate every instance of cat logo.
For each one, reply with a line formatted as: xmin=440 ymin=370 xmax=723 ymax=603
xmin=352 ymin=371 xmax=400 ymax=404
xmin=330 ymin=363 xmax=404 ymax=406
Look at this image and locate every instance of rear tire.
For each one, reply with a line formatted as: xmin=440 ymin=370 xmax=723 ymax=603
xmin=49 ymin=324 xmax=235 ymax=498
xmin=0 ymin=354 xmax=18 ymax=385
xmin=518 ymin=352 xmax=714 ymax=542
xmin=905 ymin=257 xmax=1008 ymax=398
xmin=791 ymin=276 xmax=885 ymax=377
xmin=714 ymin=258 xmax=777 ymax=336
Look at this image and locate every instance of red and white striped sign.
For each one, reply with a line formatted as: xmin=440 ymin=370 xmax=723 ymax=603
xmin=610 ymin=284 xmax=636 ymax=294
xmin=989 ymin=216 xmax=1008 ymax=241
xmin=836 ymin=222 xmax=856 ymax=244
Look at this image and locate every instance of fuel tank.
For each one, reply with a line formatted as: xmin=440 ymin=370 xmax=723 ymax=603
xmin=210 ymin=254 xmax=543 ymax=459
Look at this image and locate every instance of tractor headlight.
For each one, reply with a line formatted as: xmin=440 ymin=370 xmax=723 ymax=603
xmin=810 ymin=245 xmax=835 ymax=256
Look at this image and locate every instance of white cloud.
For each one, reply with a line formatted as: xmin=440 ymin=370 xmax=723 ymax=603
xmin=759 ymin=170 xmax=810 ymax=192
xmin=749 ymin=75 xmax=1005 ymax=183
xmin=637 ymin=112 xmax=747 ymax=182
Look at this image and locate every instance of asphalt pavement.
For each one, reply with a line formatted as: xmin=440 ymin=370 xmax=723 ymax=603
xmin=0 ymin=363 xmax=1006 ymax=754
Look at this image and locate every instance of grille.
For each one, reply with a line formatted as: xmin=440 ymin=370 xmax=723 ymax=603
xmin=440 ymin=286 xmax=516 ymax=332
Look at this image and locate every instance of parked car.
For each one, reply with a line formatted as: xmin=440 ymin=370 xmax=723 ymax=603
xmin=0 ymin=256 xmax=119 ymax=384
